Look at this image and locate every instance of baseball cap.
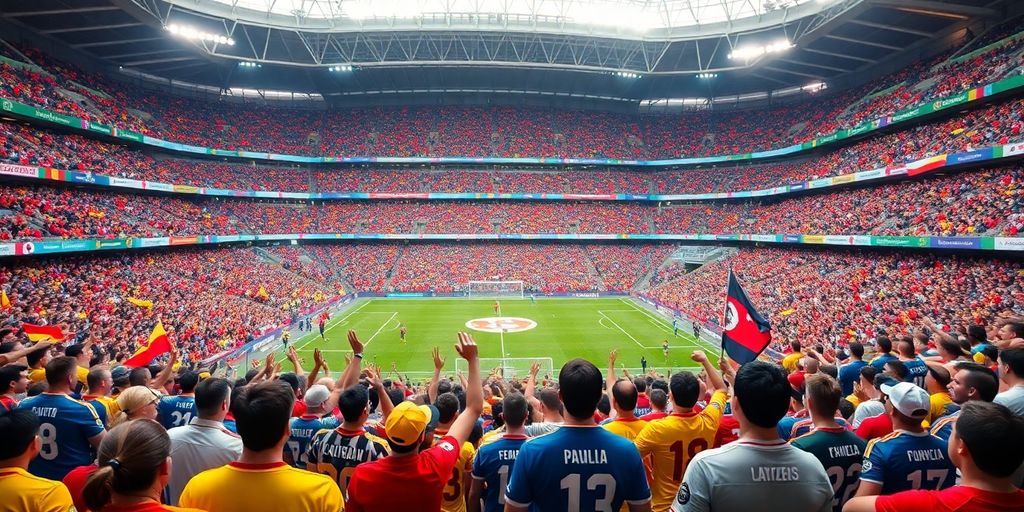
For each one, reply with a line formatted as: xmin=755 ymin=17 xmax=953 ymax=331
xmin=385 ymin=401 xmax=440 ymax=446
xmin=880 ymin=381 xmax=930 ymax=419
xmin=304 ymin=384 xmax=331 ymax=408
xmin=110 ymin=365 xmax=131 ymax=381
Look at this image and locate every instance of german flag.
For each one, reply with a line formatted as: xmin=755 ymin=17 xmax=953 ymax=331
xmin=122 ymin=321 xmax=172 ymax=368
xmin=22 ymin=323 xmax=65 ymax=343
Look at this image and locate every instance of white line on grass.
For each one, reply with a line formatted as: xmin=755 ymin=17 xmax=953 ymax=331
xmin=363 ymin=312 xmax=398 ymax=347
xmin=619 ymin=298 xmax=721 ymax=353
xmin=292 ymin=299 xmax=373 ymax=354
xmin=598 ymin=311 xmax=654 ymax=349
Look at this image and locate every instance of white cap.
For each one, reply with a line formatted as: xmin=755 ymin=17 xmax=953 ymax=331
xmin=880 ymin=381 xmax=930 ymax=419
xmin=304 ymin=385 xmax=331 ymax=408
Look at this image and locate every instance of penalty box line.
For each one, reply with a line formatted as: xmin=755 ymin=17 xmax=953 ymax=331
xmin=618 ymin=298 xmax=721 ymax=354
xmin=597 ymin=310 xmax=663 ymax=350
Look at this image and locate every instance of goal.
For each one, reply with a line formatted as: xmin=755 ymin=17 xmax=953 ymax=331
xmin=456 ymin=357 xmax=554 ymax=380
xmin=466 ymin=280 xmax=525 ymax=299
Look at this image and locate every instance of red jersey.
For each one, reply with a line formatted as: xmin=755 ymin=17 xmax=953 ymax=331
xmin=639 ymin=411 xmax=668 ymax=422
xmin=0 ymin=395 xmax=16 ymax=412
xmin=875 ymin=485 xmax=1024 ymax=512
xmin=636 ymin=393 xmax=651 ymax=410
xmin=855 ymin=413 xmax=893 ymax=441
xmin=62 ymin=464 xmax=97 ymax=512
xmin=292 ymin=400 xmax=307 ymax=418
xmin=713 ymin=414 xmax=741 ymax=447
xmin=346 ymin=434 xmax=462 ymax=512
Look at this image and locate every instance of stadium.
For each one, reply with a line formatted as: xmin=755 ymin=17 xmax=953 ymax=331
xmin=0 ymin=0 xmax=1023 ymax=511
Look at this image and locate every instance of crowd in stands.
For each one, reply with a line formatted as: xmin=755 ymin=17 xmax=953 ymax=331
xmin=3 ymin=156 xmax=1022 ymax=240
xmin=643 ymin=247 xmax=1024 ymax=350
xmin=3 ymin=246 xmax=1024 ymax=511
xmin=1 ymin=17 xmax=1022 ymax=161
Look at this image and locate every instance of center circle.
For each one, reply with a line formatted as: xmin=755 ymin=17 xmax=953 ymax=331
xmin=465 ymin=317 xmax=538 ymax=333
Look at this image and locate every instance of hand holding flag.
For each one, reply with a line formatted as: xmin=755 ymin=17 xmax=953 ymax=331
xmin=122 ymin=321 xmax=172 ymax=368
xmin=721 ymin=270 xmax=772 ymax=364
xmin=22 ymin=323 xmax=66 ymax=343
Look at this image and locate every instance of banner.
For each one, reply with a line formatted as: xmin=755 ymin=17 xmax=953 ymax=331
xmin=0 ymin=163 xmax=40 ymax=178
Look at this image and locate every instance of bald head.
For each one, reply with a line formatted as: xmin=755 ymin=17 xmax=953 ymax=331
xmin=611 ymin=379 xmax=638 ymax=412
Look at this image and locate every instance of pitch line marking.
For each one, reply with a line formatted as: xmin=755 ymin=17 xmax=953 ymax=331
xmin=292 ymin=299 xmax=374 ymax=354
xmin=598 ymin=310 xmax=656 ymax=349
xmin=363 ymin=312 xmax=399 ymax=347
xmin=619 ymin=298 xmax=721 ymax=353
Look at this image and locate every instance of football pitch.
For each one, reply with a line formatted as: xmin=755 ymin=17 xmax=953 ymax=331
xmin=277 ymin=297 xmax=722 ymax=380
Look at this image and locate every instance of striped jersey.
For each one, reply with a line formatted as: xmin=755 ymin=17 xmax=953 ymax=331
xmin=287 ymin=414 xmax=340 ymax=468
xmin=19 ymin=392 xmax=105 ymax=480
xmin=305 ymin=426 xmax=389 ymax=500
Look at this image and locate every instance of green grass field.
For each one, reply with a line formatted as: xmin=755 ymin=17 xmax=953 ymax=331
xmin=272 ymin=297 xmax=721 ymax=380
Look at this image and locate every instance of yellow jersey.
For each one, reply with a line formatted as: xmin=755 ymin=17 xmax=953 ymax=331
xmin=781 ymin=352 xmax=802 ymax=373
xmin=435 ymin=436 xmax=475 ymax=512
xmin=926 ymin=392 xmax=954 ymax=426
xmin=634 ymin=390 xmax=727 ymax=512
xmin=28 ymin=368 xmax=46 ymax=383
xmin=602 ymin=417 xmax=649 ymax=441
xmin=0 ymin=466 xmax=74 ymax=512
xmin=179 ymin=461 xmax=342 ymax=512
xmin=77 ymin=366 xmax=89 ymax=388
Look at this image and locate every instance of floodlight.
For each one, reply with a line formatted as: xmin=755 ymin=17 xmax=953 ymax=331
xmin=728 ymin=39 xmax=793 ymax=60
xmin=166 ymin=24 xmax=235 ymax=46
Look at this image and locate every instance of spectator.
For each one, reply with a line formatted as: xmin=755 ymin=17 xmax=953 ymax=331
xmin=634 ymin=351 xmax=726 ymax=511
xmin=158 ymin=370 xmax=198 ymax=429
xmin=17 ymin=356 xmax=105 ymax=480
xmin=468 ymin=392 xmax=529 ymax=512
xmin=345 ymin=332 xmax=482 ymax=512
xmin=111 ymin=386 xmax=161 ymax=428
xmin=671 ymin=361 xmax=832 ymax=512
xmin=166 ymin=377 xmax=243 ymax=506
xmin=0 ymin=408 xmax=75 ymax=512
xmin=844 ymin=401 xmax=1024 ymax=512
xmin=854 ymin=382 xmax=955 ymax=497
xmin=178 ymin=380 xmax=342 ymax=511
xmin=994 ymin=348 xmax=1024 ymax=416
xmin=81 ymin=419 xmax=200 ymax=512
xmin=505 ymin=358 xmax=652 ymax=512
xmin=930 ymin=363 xmax=999 ymax=442
xmin=0 ymin=364 xmax=29 ymax=412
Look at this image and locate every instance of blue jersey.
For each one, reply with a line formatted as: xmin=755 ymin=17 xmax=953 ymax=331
xmin=158 ymin=395 xmax=197 ymax=429
xmin=472 ymin=435 xmax=532 ymax=512
xmin=860 ymin=430 xmax=955 ymax=495
xmin=84 ymin=398 xmax=108 ymax=427
xmin=929 ymin=410 xmax=959 ymax=443
xmin=789 ymin=417 xmax=851 ymax=440
xmin=286 ymin=414 xmax=340 ymax=468
xmin=838 ymin=360 xmax=866 ymax=396
xmin=869 ymin=354 xmax=898 ymax=372
xmin=505 ymin=425 xmax=651 ymax=511
xmin=19 ymin=393 xmax=105 ymax=480
xmin=902 ymin=358 xmax=928 ymax=388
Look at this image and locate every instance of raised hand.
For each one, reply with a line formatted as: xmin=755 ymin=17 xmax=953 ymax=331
xmin=455 ymin=332 xmax=479 ymax=361
xmin=690 ymin=350 xmax=708 ymax=364
xmin=529 ymin=361 xmax=540 ymax=377
xmin=608 ymin=350 xmax=617 ymax=367
xmin=347 ymin=330 xmax=364 ymax=354
xmin=313 ymin=348 xmax=324 ymax=368
xmin=432 ymin=346 xmax=446 ymax=370
xmin=365 ymin=366 xmax=382 ymax=387
xmin=287 ymin=346 xmax=299 ymax=362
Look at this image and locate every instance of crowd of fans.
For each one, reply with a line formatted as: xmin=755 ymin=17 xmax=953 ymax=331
xmin=1 ymin=18 xmax=1022 ymax=161
xmin=643 ymin=247 xmax=1024 ymax=350
xmin=3 ymin=157 xmax=1022 ymax=240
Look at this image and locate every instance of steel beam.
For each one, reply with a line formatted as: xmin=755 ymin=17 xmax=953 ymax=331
xmin=5 ymin=6 xmax=122 ymax=17
xmin=42 ymin=23 xmax=144 ymax=34
xmin=823 ymin=35 xmax=901 ymax=51
xmin=802 ymin=47 xmax=876 ymax=63
xmin=868 ymin=0 xmax=999 ymax=20
xmin=847 ymin=19 xmax=932 ymax=37
xmin=73 ymin=37 xmax=164 ymax=48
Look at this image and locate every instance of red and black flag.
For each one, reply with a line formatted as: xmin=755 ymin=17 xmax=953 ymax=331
xmin=721 ymin=270 xmax=772 ymax=364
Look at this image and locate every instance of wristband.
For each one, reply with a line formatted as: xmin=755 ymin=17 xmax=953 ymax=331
xmin=354 ymin=353 xmax=364 ymax=359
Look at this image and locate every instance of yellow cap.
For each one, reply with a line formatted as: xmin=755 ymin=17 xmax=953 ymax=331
xmin=385 ymin=401 xmax=438 ymax=446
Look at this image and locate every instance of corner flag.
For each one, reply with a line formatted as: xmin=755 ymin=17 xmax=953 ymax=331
xmin=721 ymin=270 xmax=772 ymax=364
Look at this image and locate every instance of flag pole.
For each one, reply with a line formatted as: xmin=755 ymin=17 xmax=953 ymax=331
xmin=721 ymin=267 xmax=730 ymax=364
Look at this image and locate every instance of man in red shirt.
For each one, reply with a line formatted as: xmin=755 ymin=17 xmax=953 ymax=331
xmin=0 ymin=365 xmax=28 ymax=412
xmin=346 ymin=332 xmax=483 ymax=512
xmin=844 ymin=401 xmax=1024 ymax=512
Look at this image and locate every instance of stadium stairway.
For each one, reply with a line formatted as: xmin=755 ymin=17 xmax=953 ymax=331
xmin=381 ymin=244 xmax=406 ymax=291
xmin=582 ymin=251 xmax=607 ymax=292
xmin=306 ymin=246 xmax=355 ymax=291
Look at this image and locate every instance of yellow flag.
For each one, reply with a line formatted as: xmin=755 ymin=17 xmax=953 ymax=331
xmin=1 ymin=290 xmax=10 ymax=309
xmin=127 ymin=297 xmax=154 ymax=309
xmin=257 ymin=286 xmax=269 ymax=300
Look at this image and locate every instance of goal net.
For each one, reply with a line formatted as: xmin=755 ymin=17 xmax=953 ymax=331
xmin=456 ymin=357 xmax=554 ymax=380
xmin=466 ymin=280 xmax=525 ymax=299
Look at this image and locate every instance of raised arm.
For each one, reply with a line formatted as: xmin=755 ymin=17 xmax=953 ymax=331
xmin=364 ymin=365 xmax=395 ymax=421
xmin=445 ymin=332 xmax=482 ymax=446
xmin=0 ymin=340 xmax=52 ymax=366
xmin=429 ymin=346 xmax=445 ymax=403
xmin=691 ymin=351 xmax=725 ymax=392
xmin=286 ymin=346 xmax=305 ymax=379
xmin=337 ymin=330 xmax=364 ymax=390
xmin=606 ymin=350 xmax=618 ymax=420
xmin=305 ymin=348 xmax=324 ymax=389
xmin=150 ymin=350 xmax=178 ymax=390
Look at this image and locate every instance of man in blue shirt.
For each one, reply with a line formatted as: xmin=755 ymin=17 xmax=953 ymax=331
xmin=869 ymin=337 xmax=898 ymax=372
xmin=18 ymin=356 xmax=105 ymax=480
xmin=838 ymin=342 xmax=867 ymax=396
xmin=505 ymin=358 xmax=651 ymax=512
xmin=159 ymin=369 xmax=199 ymax=429
xmin=855 ymin=381 xmax=955 ymax=497
xmin=285 ymin=384 xmax=339 ymax=468
xmin=470 ymin=393 xmax=530 ymax=512
xmin=896 ymin=338 xmax=928 ymax=388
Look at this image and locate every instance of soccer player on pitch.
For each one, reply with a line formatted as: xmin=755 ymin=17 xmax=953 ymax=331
xmin=400 ymin=324 xmax=408 ymax=344
xmin=493 ymin=301 xmax=501 ymax=316
xmin=662 ymin=340 xmax=670 ymax=361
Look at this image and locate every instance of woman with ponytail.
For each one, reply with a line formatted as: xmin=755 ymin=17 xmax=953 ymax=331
xmin=81 ymin=419 xmax=205 ymax=512
xmin=110 ymin=386 xmax=160 ymax=428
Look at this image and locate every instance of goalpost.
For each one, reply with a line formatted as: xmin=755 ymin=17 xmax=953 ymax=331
xmin=466 ymin=280 xmax=526 ymax=299
xmin=456 ymin=357 xmax=554 ymax=380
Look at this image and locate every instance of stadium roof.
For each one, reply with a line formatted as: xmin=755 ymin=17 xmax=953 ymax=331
xmin=0 ymin=0 xmax=1016 ymax=107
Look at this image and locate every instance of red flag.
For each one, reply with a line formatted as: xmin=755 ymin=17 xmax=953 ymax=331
xmin=122 ymin=321 xmax=171 ymax=368
xmin=22 ymin=323 xmax=65 ymax=343
xmin=721 ymin=271 xmax=772 ymax=364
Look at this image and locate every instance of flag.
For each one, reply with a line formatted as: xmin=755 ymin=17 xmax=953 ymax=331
xmin=127 ymin=297 xmax=154 ymax=309
xmin=122 ymin=321 xmax=172 ymax=368
xmin=22 ymin=323 xmax=65 ymax=343
xmin=721 ymin=271 xmax=772 ymax=364
xmin=1 ymin=290 xmax=9 ymax=309
xmin=256 ymin=285 xmax=269 ymax=300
